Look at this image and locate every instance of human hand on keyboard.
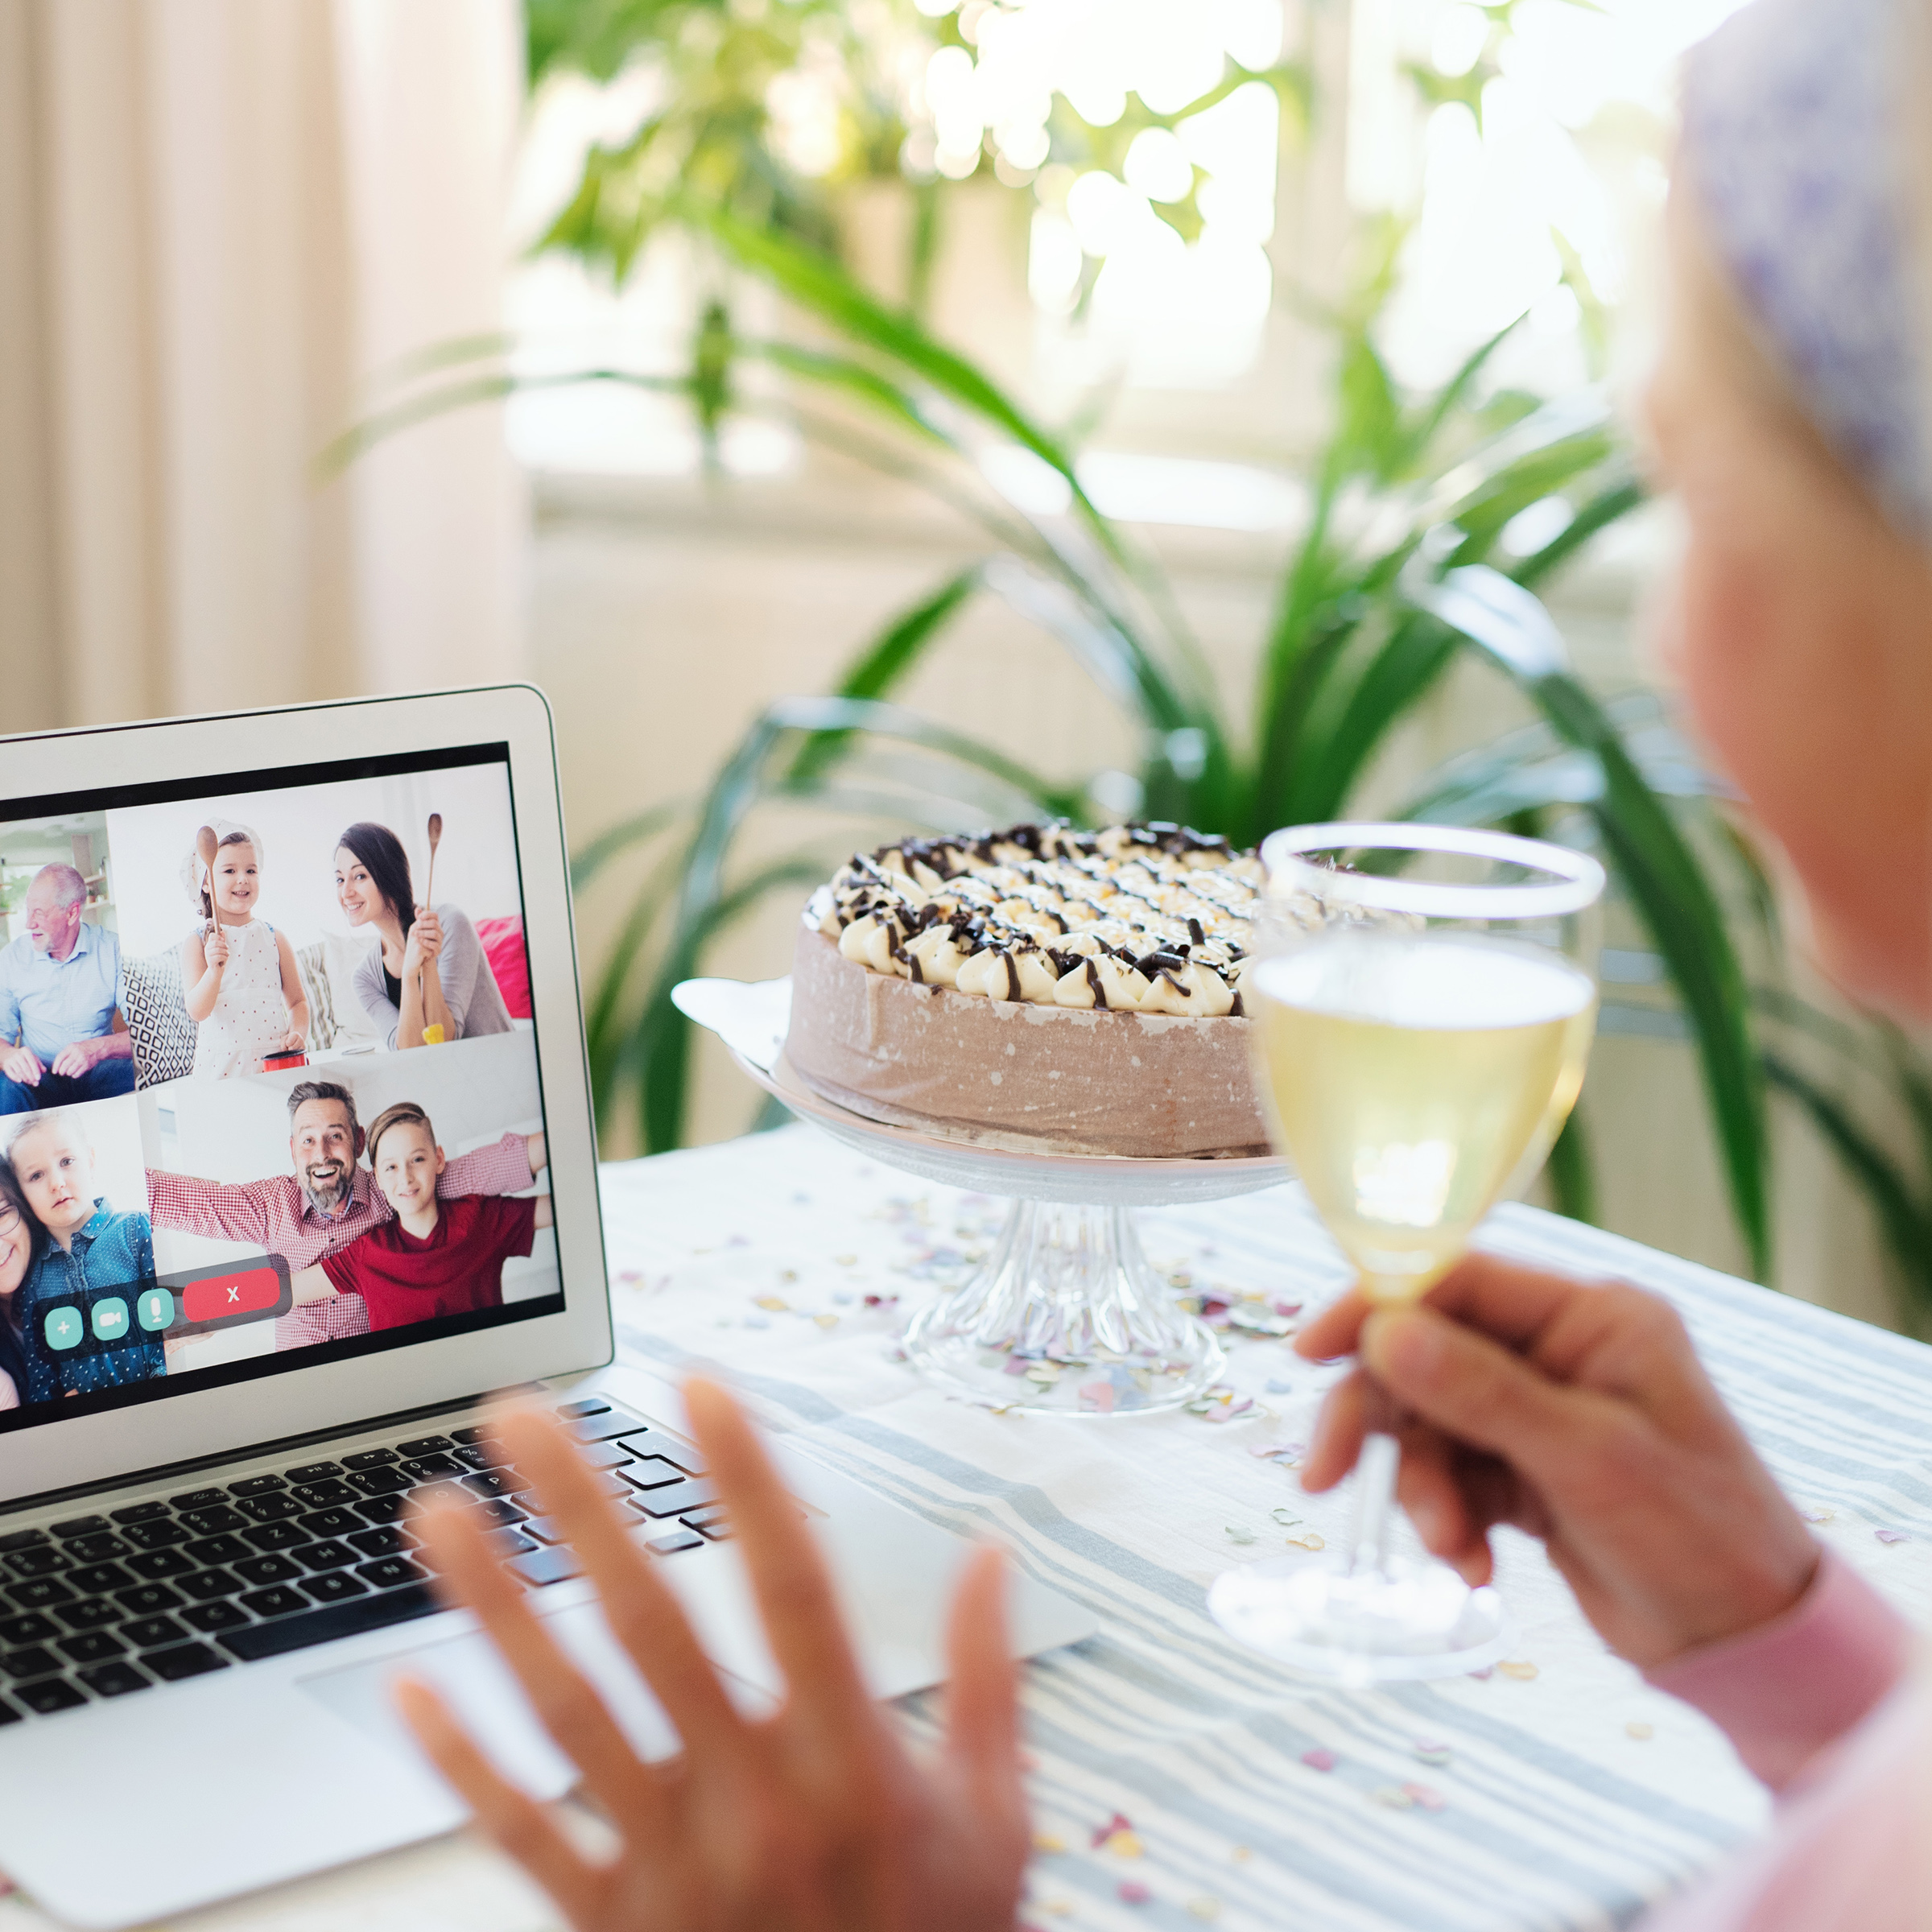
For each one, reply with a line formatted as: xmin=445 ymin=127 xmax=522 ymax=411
xmin=394 ymin=1384 xmax=1027 ymax=1932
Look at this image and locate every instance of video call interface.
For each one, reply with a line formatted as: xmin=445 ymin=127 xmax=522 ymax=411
xmin=0 ymin=745 xmax=556 ymax=1430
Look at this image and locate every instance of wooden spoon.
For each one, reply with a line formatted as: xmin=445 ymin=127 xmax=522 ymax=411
xmin=419 ymin=812 xmax=444 ymax=1018
xmin=196 ymin=825 xmax=220 ymax=934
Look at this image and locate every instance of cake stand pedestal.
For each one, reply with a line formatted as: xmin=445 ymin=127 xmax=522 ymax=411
xmin=673 ymin=976 xmax=1287 ymax=1417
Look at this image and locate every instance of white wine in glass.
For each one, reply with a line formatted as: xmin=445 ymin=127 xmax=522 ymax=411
xmin=1209 ymin=823 xmax=1604 ymax=1681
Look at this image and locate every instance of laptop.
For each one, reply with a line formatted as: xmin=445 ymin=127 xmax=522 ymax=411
xmin=0 ymin=687 xmax=1094 ymax=1930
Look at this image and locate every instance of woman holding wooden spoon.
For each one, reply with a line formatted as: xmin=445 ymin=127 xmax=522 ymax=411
xmin=334 ymin=819 xmax=514 ymax=1051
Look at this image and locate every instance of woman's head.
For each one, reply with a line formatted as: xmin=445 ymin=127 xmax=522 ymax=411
xmin=0 ymin=1159 xmax=37 ymax=1302
xmin=336 ymin=824 xmax=415 ymax=935
xmin=1646 ymin=0 xmax=1932 ymax=1019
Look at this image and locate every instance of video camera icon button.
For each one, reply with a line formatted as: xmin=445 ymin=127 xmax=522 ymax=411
xmin=42 ymin=1308 xmax=83 ymax=1352
xmin=90 ymin=1298 xmax=130 ymax=1343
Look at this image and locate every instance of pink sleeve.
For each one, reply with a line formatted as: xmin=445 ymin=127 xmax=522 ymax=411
xmin=1646 ymin=1548 xmax=1913 ymax=1790
xmin=438 ymin=1130 xmax=535 ymax=1200
xmin=1639 ymin=1671 xmax=1927 ymax=1932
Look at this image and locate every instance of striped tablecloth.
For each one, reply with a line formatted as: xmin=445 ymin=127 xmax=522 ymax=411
xmin=10 ymin=1124 xmax=1922 ymax=1932
xmin=595 ymin=1125 xmax=1931 ymax=1932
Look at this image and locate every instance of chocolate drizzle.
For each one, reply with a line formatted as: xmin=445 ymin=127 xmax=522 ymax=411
xmin=822 ymin=818 xmax=1264 ymax=1017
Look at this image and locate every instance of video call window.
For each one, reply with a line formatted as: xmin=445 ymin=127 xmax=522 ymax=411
xmin=0 ymin=747 xmax=557 ymax=1431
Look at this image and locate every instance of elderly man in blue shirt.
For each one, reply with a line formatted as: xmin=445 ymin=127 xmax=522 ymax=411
xmin=0 ymin=865 xmax=135 ymax=1115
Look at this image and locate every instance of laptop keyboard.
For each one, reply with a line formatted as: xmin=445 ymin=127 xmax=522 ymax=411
xmin=0 ymin=1400 xmax=724 ymax=1724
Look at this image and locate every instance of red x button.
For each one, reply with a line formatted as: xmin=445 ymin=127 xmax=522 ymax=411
xmin=182 ymin=1265 xmax=283 ymax=1323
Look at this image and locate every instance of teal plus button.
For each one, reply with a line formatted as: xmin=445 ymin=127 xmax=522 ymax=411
xmin=90 ymin=1298 xmax=130 ymax=1343
xmin=136 ymin=1288 xmax=175 ymax=1333
xmin=42 ymin=1307 xmax=83 ymax=1352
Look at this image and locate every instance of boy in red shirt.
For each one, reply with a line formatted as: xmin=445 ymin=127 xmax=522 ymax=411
xmin=312 ymin=1102 xmax=551 ymax=1333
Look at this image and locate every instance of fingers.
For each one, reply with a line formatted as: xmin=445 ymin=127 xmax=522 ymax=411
xmin=413 ymin=1499 xmax=658 ymax=1821
xmin=682 ymin=1377 xmax=874 ymax=1740
xmin=393 ymin=1676 xmax=603 ymax=1930
xmin=495 ymin=1410 xmax=746 ymax=1757
xmin=1360 ymin=1305 xmax=1618 ymax=1472
xmin=1300 ymin=1369 xmax=1368 ymax=1493
xmin=943 ymin=1546 xmax=1019 ymax=1800
xmin=1390 ymin=1435 xmax=1492 ymax=1585
xmin=1294 ymin=1286 xmax=1369 ymax=1364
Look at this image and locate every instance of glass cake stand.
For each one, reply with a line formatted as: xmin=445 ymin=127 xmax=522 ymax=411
xmin=672 ymin=976 xmax=1287 ymax=1416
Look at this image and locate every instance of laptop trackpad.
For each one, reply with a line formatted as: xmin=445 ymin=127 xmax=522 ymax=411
xmin=303 ymin=1599 xmax=774 ymax=1800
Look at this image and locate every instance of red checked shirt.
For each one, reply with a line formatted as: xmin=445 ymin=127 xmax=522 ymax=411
xmin=146 ymin=1131 xmax=536 ymax=1348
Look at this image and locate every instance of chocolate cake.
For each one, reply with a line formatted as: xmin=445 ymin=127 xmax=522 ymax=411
xmin=783 ymin=823 xmax=1274 ymax=1158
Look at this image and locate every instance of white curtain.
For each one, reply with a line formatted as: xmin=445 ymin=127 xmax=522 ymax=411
xmin=0 ymin=0 xmax=525 ymax=736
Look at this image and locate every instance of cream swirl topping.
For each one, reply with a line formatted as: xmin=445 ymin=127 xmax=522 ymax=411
xmin=813 ymin=821 xmax=1265 ymax=1017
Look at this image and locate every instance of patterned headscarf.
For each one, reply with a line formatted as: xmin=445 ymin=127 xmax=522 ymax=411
xmin=1682 ymin=0 xmax=1932 ymax=534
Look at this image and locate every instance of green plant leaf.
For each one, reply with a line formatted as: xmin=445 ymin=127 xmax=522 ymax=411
xmin=1765 ymin=1052 xmax=1932 ymax=1323
xmin=1413 ymin=565 xmax=1771 ymax=1275
xmin=1544 ymin=1104 xmax=1597 ymax=1225
xmin=631 ymin=855 xmax=832 ymax=1154
xmin=703 ymin=210 xmax=1121 ymax=555
xmin=570 ymin=799 xmax=689 ymax=894
xmin=785 ymin=566 xmax=985 ymax=786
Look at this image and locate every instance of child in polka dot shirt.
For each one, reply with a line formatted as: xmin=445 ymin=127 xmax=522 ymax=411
xmin=180 ymin=825 xmax=310 ymax=1080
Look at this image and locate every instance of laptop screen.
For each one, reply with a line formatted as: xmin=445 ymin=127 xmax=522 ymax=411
xmin=0 ymin=744 xmax=560 ymax=1433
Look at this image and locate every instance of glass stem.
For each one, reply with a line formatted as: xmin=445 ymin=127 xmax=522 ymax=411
xmin=1348 ymin=1431 xmax=1401 ymax=1578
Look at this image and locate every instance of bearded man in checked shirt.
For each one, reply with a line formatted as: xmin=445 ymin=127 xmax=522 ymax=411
xmin=145 ymin=1080 xmax=547 ymax=1351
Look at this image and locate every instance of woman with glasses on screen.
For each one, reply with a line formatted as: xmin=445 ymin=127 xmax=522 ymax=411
xmin=0 ymin=1166 xmax=36 ymax=1411
xmin=386 ymin=1 xmax=1932 ymax=1926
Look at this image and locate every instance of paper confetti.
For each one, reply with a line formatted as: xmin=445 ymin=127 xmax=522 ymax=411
xmin=1285 ymin=1534 xmax=1326 ymax=1551
xmin=1270 ymin=1508 xmax=1302 ymax=1527
xmin=834 ymin=1253 xmax=857 ymax=1266
xmin=1187 ymin=1899 xmax=1223 ymax=1921
xmin=1090 ymin=1813 xmax=1133 ymax=1849
xmin=1231 ymin=1846 xmax=1252 ymax=1864
xmin=1876 ymin=1529 xmax=1912 ymax=1545
xmin=1497 ymin=1660 xmax=1539 ymax=1681
xmin=1225 ymin=1525 xmax=1257 ymax=1546
xmin=1626 ymin=1722 xmax=1653 ymax=1740
xmin=1411 ymin=1742 xmax=1452 ymax=1766
xmin=1373 ymin=1785 xmax=1414 ymax=1810
xmin=1079 ymin=1383 xmax=1117 ymax=1414
xmin=1103 ymin=1831 xmax=1144 ymax=1859
xmin=1032 ymin=1832 xmax=1067 ymax=1856
xmin=1799 ymin=1507 xmax=1835 ymax=1525
xmin=812 ymin=1313 xmax=839 ymax=1331
xmin=1302 ymin=1748 xmax=1337 ymax=1772
xmin=753 ymin=1296 xmax=788 ymax=1312
xmin=1118 ymin=1880 xmax=1153 ymax=1905
xmin=1403 ymin=1784 xmax=1447 ymax=1811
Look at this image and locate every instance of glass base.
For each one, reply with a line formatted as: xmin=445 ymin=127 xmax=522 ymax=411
xmin=1208 ymin=1550 xmax=1513 ymax=1683
xmin=902 ymin=1199 xmax=1225 ymax=1416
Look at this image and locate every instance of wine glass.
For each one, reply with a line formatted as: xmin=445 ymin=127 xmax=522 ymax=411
xmin=1208 ymin=822 xmax=1604 ymax=1681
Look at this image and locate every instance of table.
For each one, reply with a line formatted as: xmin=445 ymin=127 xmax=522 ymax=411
xmin=9 ymin=1124 xmax=1928 ymax=1931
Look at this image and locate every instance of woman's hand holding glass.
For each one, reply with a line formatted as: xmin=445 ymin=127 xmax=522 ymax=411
xmin=396 ymin=1387 xmax=1028 ymax=1932
xmin=1296 ymin=1253 xmax=1819 ymax=1668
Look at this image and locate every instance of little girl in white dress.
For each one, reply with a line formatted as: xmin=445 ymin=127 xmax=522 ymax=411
xmin=180 ymin=823 xmax=311 ymax=1080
